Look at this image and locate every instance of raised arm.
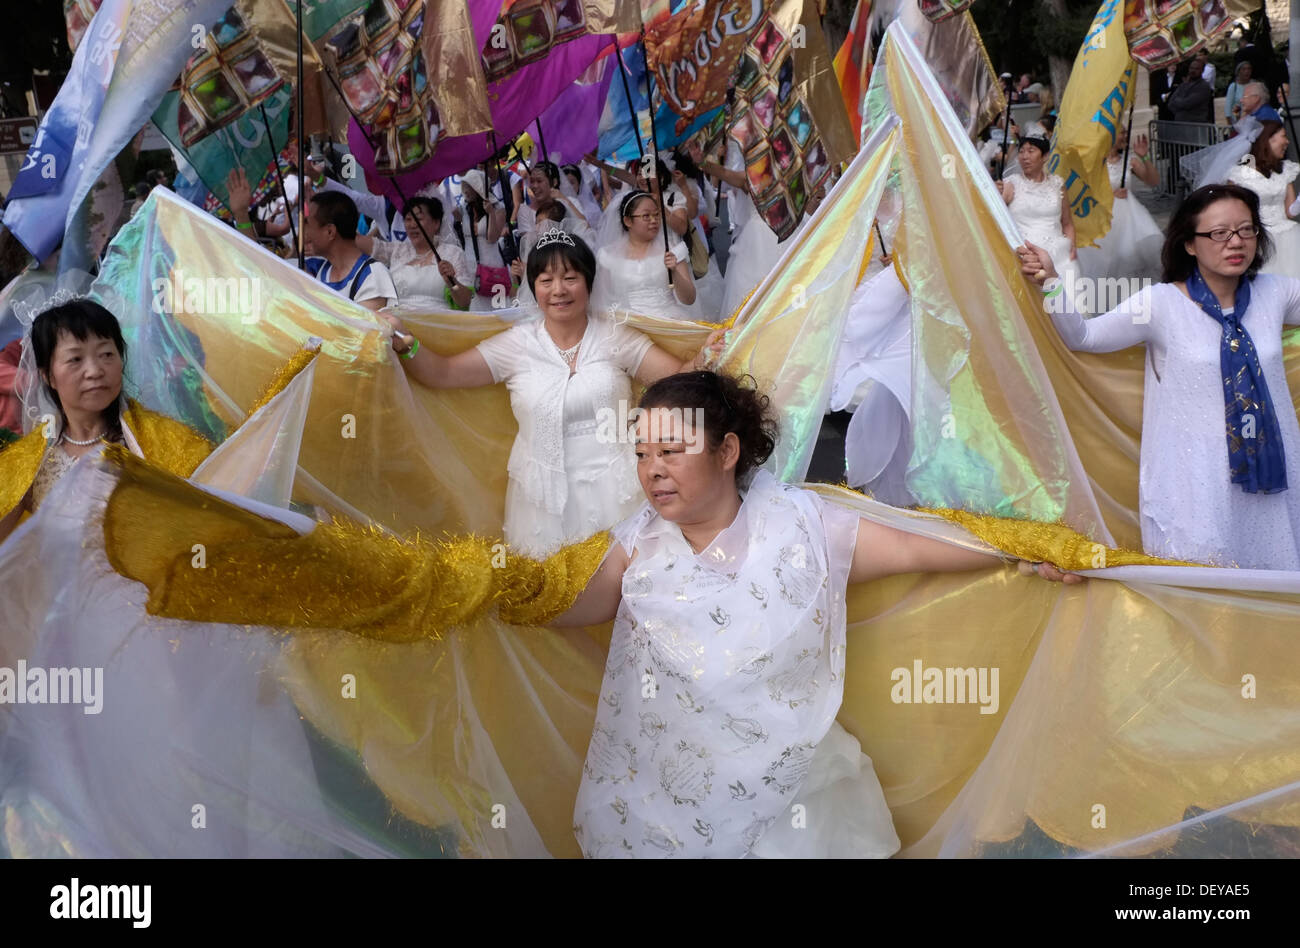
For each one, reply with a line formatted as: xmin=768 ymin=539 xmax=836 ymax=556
xmin=1018 ymin=242 xmax=1155 ymax=352
xmin=633 ymin=329 xmax=726 ymax=386
xmin=383 ymin=313 xmax=496 ymax=389
xmin=847 ymin=516 xmax=1079 ymax=585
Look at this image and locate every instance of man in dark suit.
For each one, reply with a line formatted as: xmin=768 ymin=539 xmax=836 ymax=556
xmin=1167 ymin=68 xmax=1212 ymax=123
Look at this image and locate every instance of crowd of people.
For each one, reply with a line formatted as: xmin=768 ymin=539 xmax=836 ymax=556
xmin=3 ymin=30 xmax=1300 ymax=861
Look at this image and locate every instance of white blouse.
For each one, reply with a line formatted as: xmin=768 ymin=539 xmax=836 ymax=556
xmin=475 ymin=314 xmax=655 ymax=555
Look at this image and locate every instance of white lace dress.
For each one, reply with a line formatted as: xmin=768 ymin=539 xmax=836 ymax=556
xmin=1227 ymin=159 xmax=1300 ymax=280
xmin=475 ymin=314 xmax=655 ymax=557
xmin=370 ymin=237 xmax=474 ymax=309
xmin=1077 ymin=158 xmax=1164 ymax=285
xmin=573 ymin=469 xmax=901 ymax=858
xmin=591 ymin=235 xmax=695 ymax=320
xmin=1051 ymin=276 xmax=1300 ymax=568
xmin=1007 ymin=172 xmax=1078 ymax=286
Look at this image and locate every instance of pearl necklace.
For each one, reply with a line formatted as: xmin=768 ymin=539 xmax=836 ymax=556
xmin=61 ymin=430 xmax=106 ymax=446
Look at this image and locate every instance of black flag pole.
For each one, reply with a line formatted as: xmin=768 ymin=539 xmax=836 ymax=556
xmin=490 ymin=131 xmax=520 ymax=262
xmin=1118 ymin=102 xmax=1136 ymax=189
xmin=636 ymin=25 xmax=673 ymax=286
xmin=615 ymin=37 xmax=645 ymax=159
xmin=259 ymin=103 xmax=298 ymax=251
xmin=996 ymin=72 xmax=1014 ymax=180
xmin=296 ymin=1 xmax=306 ymax=269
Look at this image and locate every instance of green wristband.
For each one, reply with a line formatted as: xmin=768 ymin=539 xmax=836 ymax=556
xmin=400 ymin=337 xmax=420 ymax=360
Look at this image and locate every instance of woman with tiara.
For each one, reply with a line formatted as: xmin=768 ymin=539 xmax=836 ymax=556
xmin=589 ymin=190 xmax=698 ymax=321
xmin=0 ymin=299 xmax=211 ymax=546
xmin=1077 ymin=126 xmax=1164 ymax=284
xmin=1226 ymin=120 xmax=1300 ymax=280
xmin=381 ymin=230 xmax=720 ymax=556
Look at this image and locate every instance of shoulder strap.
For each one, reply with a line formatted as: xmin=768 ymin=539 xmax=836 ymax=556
xmin=347 ymin=255 xmax=375 ymax=300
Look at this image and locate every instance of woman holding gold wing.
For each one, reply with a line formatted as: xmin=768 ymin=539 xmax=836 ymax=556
xmin=0 ymin=299 xmax=211 ymax=546
xmin=381 ymin=230 xmax=722 ymax=557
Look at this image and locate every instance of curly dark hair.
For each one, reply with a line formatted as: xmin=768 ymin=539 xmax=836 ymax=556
xmin=637 ymin=371 xmax=778 ymax=484
xmin=1161 ymin=183 xmax=1272 ymax=283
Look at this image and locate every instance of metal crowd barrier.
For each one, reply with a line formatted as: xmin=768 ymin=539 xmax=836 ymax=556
xmin=1149 ymin=120 xmax=1234 ymax=199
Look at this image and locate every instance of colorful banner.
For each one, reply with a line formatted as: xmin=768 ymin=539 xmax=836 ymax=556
xmin=833 ymin=0 xmax=873 ymax=143
xmin=644 ymin=0 xmax=764 ymax=138
xmin=1124 ymin=0 xmax=1233 ymax=69
xmin=6 ymin=0 xmax=232 ymax=266
xmin=1047 ymin=0 xmax=1135 ymax=249
xmin=482 ymin=0 xmax=640 ymax=81
xmin=596 ymin=40 xmax=652 ymax=163
xmin=350 ymin=30 xmax=617 ymax=198
xmin=726 ymin=0 xmax=855 ymax=241
xmin=892 ymin=2 xmax=1003 ymax=139
xmin=319 ymin=0 xmax=440 ymax=175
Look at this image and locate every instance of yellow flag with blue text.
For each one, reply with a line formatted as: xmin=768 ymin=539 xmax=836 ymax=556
xmin=1046 ymin=0 xmax=1136 ymax=249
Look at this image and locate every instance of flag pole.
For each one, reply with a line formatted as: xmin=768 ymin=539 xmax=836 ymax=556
xmin=259 ymin=103 xmax=298 ymax=251
xmin=1118 ymin=102 xmax=1135 ymax=189
xmin=615 ymin=38 xmax=645 ymax=159
xmin=996 ymin=72 xmax=1013 ymax=180
xmin=491 ymin=131 xmax=521 ymax=262
xmin=296 ymin=1 xmax=305 ymax=269
xmin=636 ymin=25 xmax=673 ymax=286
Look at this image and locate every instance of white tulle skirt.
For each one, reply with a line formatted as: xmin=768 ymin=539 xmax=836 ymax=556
xmin=1261 ymin=220 xmax=1300 ymax=279
xmin=748 ymin=721 xmax=901 ymax=858
xmin=721 ymin=216 xmax=781 ymax=322
xmin=1077 ymin=195 xmax=1164 ymax=285
xmin=0 ymin=459 xmax=350 ymax=858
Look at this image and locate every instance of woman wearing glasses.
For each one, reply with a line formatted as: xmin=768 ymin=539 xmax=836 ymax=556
xmin=590 ymin=191 xmax=698 ymax=321
xmin=1018 ymin=183 xmax=1300 ymax=569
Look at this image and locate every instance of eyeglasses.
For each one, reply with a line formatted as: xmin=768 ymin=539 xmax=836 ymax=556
xmin=1194 ymin=225 xmax=1260 ymax=242
xmin=630 ymin=212 xmax=661 ymax=222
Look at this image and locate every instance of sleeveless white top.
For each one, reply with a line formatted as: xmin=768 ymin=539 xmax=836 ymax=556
xmin=574 ymin=470 xmax=889 ymax=857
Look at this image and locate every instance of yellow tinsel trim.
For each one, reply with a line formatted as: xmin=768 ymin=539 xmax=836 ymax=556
xmin=102 ymin=445 xmax=611 ymax=640
xmin=0 ymin=428 xmax=47 ymax=519
xmin=242 ymin=345 xmax=321 ymax=421
xmin=918 ymin=506 xmax=1197 ymax=571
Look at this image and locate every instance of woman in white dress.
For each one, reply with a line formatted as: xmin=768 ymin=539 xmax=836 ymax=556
xmin=1226 ymin=120 xmax=1300 ymax=280
xmin=460 ymin=169 xmax=509 ymax=313
xmin=665 ymin=153 xmax=725 ymax=321
xmin=590 ymin=191 xmax=697 ymax=321
xmin=1019 ymin=183 xmax=1300 ymax=569
xmin=381 ymin=232 xmax=721 ymax=556
xmin=1077 ymin=127 xmax=1164 ymax=284
xmin=998 ymin=127 xmax=1078 ymax=286
xmin=555 ymin=371 xmax=1078 ymax=858
xmin=689 ymin=138 xmax=783 ymax=323
xmin=357 ymin=197 xmax=474 ymax=310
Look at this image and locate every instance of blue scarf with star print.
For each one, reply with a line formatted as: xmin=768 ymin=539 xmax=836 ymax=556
xmin=1186 ymin=265 xmax=1287 ymax=493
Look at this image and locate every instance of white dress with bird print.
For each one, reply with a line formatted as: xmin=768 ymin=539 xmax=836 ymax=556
xmin=573 ymin=469 xmax=900 ymax=858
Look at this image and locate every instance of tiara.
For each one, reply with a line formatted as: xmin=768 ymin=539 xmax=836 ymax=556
xmin=534 ymin=229 xmax=576 ymax=250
